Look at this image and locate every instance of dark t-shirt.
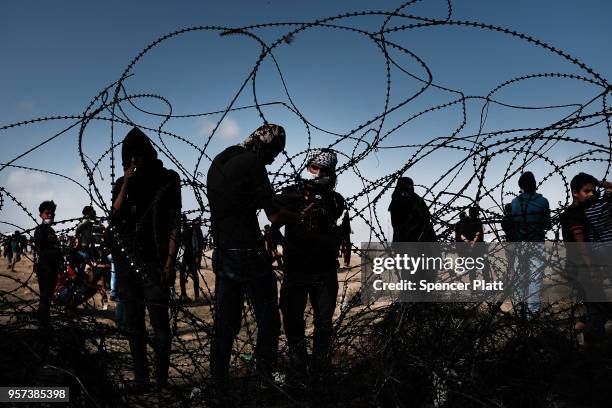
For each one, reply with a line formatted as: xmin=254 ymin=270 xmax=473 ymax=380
xmin=34 ymin=224 xmax=63 ymax=270
xmin=560 ymin=205 xmax=589 ymax=243
xmin=279 ymin=183 xmax=345 ymax=273
xmin=111 ymin=161 xmax=181 ymax=268
xmin=181 ymin=225 xmax=204 ymax=260
xmin=207 ymin=145 xmax=278 ymax=250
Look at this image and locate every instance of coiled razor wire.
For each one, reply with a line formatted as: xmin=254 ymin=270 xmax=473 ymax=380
xmin=1 ymin=1 xmax=612 ymax=406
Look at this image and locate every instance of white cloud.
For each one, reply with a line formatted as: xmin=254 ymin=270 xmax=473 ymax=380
xmin=198 ymin=117 xmax=240 ymax=140
xmin=6 ymin=170 xmax=53 ymax=204
xmin=1 ymin=169 xmax=99 ymax=233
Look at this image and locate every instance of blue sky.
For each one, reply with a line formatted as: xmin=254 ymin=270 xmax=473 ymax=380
xmin=1 ymin=0 xmax=611 ymax=241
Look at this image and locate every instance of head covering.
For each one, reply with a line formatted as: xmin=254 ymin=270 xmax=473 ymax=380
xmin=121 ymin=127 xmax=157 ymax=168
xmin=518 ymin=171 xmax=537 ymax=193
xmin=241 ymin=124 xmax=286 ymax=153
xmin=396 ymin=177 xmax=414 ymax=193
xmin=307 ymin=149 xmax=338 ymax=172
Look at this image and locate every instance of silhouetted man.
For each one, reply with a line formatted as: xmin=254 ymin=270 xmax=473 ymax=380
xmin=112 ymin=127 xmax=181 ymax=391
xmin=207 ymin=124 xmax=295 ymax=386
xmin=179 ymin=215 xmax=202 ymax=302
xmin=388 ymin=177 xmax=438 ymax=301
xmin=511 ymin=171 xmax=551 ymax=314
xmin=456 ymin=206 xmax=486 ymax=281
xmin=33 ymin=200 xmax=62 ymax=328
xmin=561 ymin=173 xmax=612 ymax=345
xmin=278 ymin=149 xmax=349 ymax=386
xmin=388 ymin=177 xmax=436 ymax=242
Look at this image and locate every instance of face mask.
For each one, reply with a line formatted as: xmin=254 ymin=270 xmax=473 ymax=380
xmin=43 ymin=218 xmax=54 ymax=225
xmin=301 ymin=171 xmax=334 ymax=190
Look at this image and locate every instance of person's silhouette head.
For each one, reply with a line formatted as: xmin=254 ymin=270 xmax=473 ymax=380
xmin=518 ymin=171 xmax=537 ymax=193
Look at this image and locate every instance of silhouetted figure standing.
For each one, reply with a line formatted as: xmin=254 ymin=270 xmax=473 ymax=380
xmin=179 ymin=215 xmax=202 ymax=302
xmin=11 ymin=231 xmax=24 ymax=270
xmin=278 ymin=149 xmax=349 ymax=386
xmin=561 ymin=173 xmax=612 ymax=345
xmin=511 ymin=171 xmax=551 ymax=314
xmin=75 ymin=206 xmax=97 ymax=251
xmin=33 ymin=200 xmax=62 ymax=328
xmin=388 ymin=177 xmax=436 ymax=242
xmin=456 ymin=206 xmax=486 ymax=281
xmin=456 ymin=206 xmax=484 ymax=245
xmin=207 ymin=124 xmax=295 ymax=386
xmin=4 ymin=235 xmax=14 ymax=270
xmin=111 ymin=127 xmax=181 ymax=391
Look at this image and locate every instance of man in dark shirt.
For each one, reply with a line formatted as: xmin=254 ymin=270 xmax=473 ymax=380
xmin=456 ymin=206 xmax=484 ymax=244
xmin=561 ymin=172 xmax=612 ymax=344
xmin=11 ymin=231 xmax=24 ymax=270
xmin=75 ymin=206 xmax=97 ymax=250
xmin=278 ymin=149 xmax=348 ymax=385
xmin=33 ymin=200 xmax=63 ymax=328
xmin=207 ymin=123 xmax=296 ymax=385
xmin=456 ymin=206 xmax=486 ymax=281
xmin=388 ymin=177 xmax=436 ymax=243
xmin=75 ymin=206 xmax=109 ymax=302
xmin=4 ymin=235 xmax=14 ymax=270
xmin=179 ymin=215 xmax=201 ymax=302
xmin=111 ymin=127 xmax=181 ymax=391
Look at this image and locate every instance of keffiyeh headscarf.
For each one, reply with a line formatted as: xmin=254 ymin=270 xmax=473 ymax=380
xmin=241 ymin=124 xmax=286 ymax=152
xmin=307 ymin=148 xmax=338 ymax=172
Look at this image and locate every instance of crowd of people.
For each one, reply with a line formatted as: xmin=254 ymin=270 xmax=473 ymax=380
xmin=9 ymin=123 xmax=611 ymax=397
xmin=1 ymin=231 xmax=28 ymax=271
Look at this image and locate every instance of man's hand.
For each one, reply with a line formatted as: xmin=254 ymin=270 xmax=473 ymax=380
xmin=600 ymin=179 xmax=612 ymax=191
xmin=123 ymin=166 xmax=137 ymax=185
xmin=113 ymin=166 xmax=136 ymax=214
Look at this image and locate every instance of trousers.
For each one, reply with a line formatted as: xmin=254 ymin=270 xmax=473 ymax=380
xmin=179 ymin=256 xmax=200 ymax=298
xmin=35 ymin=262 xmax=58 ymax=327
xmin=210 ymin=272 xmax=280 ymax=381
xmin=280 ymin=271 xmax=338 ymax=375
xmin=117 ymin=265 xmax=171 ymax=386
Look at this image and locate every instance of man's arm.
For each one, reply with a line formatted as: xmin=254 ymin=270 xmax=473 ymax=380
xmin=599 ymin=179 xmax=612 ymax=192
xmin=267 ymin=206 xmax=303 ymax=225
xmin=257 ymin=175 xmax=302 ymax=225
xmin=571 ymin=224 xmax=592 ymax=268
